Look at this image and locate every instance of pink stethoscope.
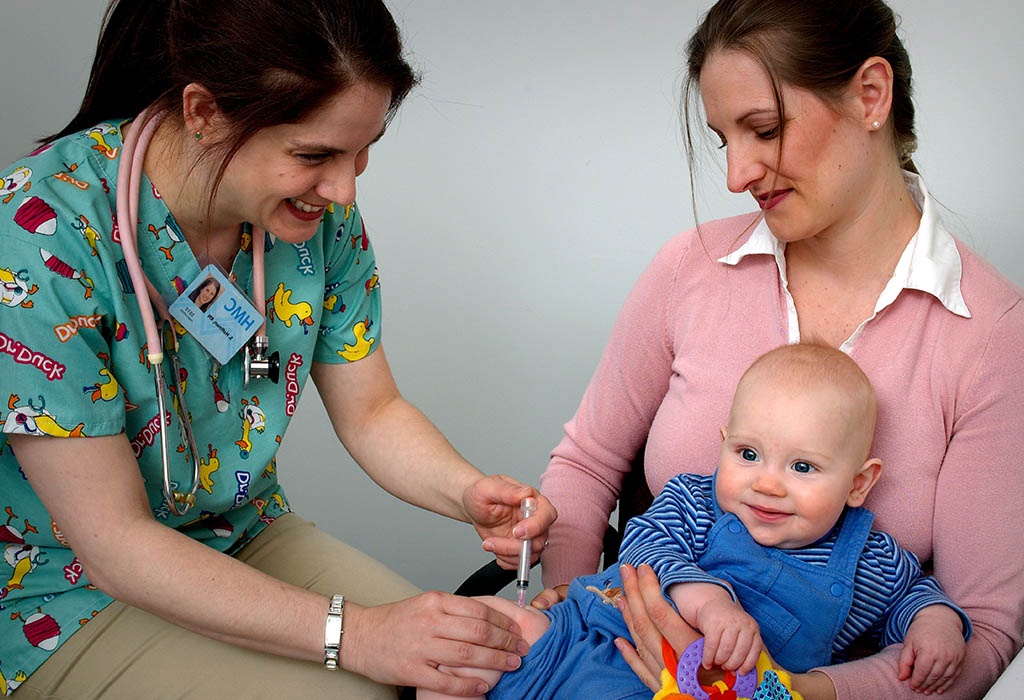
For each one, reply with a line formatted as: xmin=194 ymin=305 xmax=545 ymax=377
xmin=117 ymin=108 xmax=279 ymax=516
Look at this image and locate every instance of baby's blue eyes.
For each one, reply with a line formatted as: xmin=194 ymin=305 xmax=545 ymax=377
xmin=736 ymin=450 xmax=815 ymax=474
xmin=791 ymin=461 xmax=815 ymax=474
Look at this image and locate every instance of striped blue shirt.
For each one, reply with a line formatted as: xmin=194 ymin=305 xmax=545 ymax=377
xmin=619 ymin=474 xmax=971 ymax=659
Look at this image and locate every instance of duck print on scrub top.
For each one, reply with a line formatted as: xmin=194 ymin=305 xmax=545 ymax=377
xmin=0 ymin=121 xmax=384 ymax=688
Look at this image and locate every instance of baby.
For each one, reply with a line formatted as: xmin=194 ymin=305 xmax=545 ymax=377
xmin=422 ymin=343 xmax=970 ymax=699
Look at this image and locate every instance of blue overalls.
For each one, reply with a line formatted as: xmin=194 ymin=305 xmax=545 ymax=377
xmin=697 ymin=504 xmax=874 ymax=672
xmin=487 ymin=567 xmax=653 ymax=700
xmin=486 ymin=506 xmax=873 ymax=698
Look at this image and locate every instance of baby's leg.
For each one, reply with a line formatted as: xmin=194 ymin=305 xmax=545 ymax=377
xmin=417 ymin=596 xmax=551 ymax=700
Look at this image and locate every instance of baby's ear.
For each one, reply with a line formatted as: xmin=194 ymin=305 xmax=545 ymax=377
xmin=847 ymin=458 xmax=883 ymax=507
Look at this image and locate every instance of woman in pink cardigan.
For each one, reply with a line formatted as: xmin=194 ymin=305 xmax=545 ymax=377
xmin=535 ymin=1 xmax=1023 ymax=698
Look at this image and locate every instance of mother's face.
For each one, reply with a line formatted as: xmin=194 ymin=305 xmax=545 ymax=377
xmin=699 ymin=50 xmax=877 ymax=244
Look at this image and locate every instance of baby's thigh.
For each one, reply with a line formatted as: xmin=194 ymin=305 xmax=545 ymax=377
xmin=472 ymin=595 xmax=551 ymax=645
xmin=417 ymin=596 xmax=552 ymax=700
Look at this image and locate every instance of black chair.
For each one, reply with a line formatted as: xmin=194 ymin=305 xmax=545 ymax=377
xmin=454 ymin=444 xmax=653 ymax=597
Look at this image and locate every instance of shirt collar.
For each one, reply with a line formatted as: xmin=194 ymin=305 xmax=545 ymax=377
xmin=716 ymin=172 xmax=971 ymax=319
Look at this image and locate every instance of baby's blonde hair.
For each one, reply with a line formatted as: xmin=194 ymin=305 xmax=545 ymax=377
xmin=736 ymin=342 xmax=877 ymax=462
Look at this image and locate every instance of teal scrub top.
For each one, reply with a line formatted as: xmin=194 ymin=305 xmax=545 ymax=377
xmin=0 ymin=121 xmax=382 ymax=693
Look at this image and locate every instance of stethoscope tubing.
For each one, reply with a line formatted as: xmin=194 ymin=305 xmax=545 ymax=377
xmin=116 ymin=108 xmax=270 ymax=516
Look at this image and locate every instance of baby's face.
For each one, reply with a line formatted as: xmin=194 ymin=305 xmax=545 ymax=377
xmin=715 ymin=378 xmax=870 ymax=549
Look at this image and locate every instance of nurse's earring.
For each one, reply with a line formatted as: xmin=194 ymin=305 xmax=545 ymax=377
xmin=194 ymin=131 xmax=203 ymax=140
xmin=870 ymin=120 xmax=881 ymax=130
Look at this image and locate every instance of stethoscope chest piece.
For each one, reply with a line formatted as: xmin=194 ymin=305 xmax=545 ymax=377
xmin=243 ymin=335 xmax=280 ymax=385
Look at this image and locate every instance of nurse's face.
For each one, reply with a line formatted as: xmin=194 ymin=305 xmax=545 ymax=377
xmin=215 ymin=81 xmax=392 ymax=245
xmin=195 ymin=279 xmax=218 ymax=306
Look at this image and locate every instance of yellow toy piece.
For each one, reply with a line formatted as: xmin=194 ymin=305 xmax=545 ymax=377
xmin=653 ymin=637 xmax=804 ymax=700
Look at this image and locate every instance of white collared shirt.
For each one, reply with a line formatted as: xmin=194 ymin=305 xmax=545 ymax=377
xmin=717 ymin=172 xmax=971 ymax=353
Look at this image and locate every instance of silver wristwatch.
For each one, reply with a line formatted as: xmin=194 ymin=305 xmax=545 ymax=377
xmin=324 ymin=594 xmax=344 ymax=670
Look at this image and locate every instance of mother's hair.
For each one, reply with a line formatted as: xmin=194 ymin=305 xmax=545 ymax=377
xmin=45 ymin=0 xmax=418 ymax=213
xmin=682 ymin=0 xmax=918 ymax=177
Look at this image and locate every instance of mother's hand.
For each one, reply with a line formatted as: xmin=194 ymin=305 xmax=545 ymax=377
xmin=614 ymin=564 xmax=837 ymax=700
xmin=464 ymin=474 xmax=556 ymax=569
xmin=343 ymin=591 xmax=529 ymax=695
xmin=530 ymin=584 xmax=569 ymax=611
xmin=614 ymin=563 xmax=702 ymax=691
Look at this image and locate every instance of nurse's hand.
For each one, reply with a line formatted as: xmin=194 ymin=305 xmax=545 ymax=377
xmin=464 ymin=475 xmax=556 ymax=570
xmin=343 ymin=591 xmax=529 ymax=696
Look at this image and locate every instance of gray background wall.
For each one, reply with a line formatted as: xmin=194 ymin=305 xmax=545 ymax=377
xmin=3 ymin=2 xmax=1021 ymax=600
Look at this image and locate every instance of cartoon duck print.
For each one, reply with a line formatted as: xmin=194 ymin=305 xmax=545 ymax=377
xmin=86 ymin=123 xmax=119 ymax=159
xmin=148 ymin=214 xmax=185 ymax=261
xmin=2 ymin=543 xmax=46 ymax=600
xmin=337 ymin=318 xmax=375 ymax=361
xmin=235 ymin=397 xmax=265 ymax=459
xmin=0 ymin=510 xmax=42 ymax=602
xmin=50 ymin=161 xmax=90 ymax=192
xmin=323 ymin=280 xmax=346 ymax=315
xmin=39 ymin=248 xmax=94 ymax=299
xmin=349 ymin=218 xmax=369 ymax=264
xmin=71 ymin=215 xmax=101 ymax=257
xmin=261 ymin=456 xmax=277 ymax=479
xmin=0 ymin=167 xmax=31 ymax=205
xmin=199 ymin=444 xmax=220 ymax=494
xmin=364 ymin=269 xmax=379 ymax=296
xmin=0 ymin=509 xmax=37 ymax=549
xmin=83 ymin=352 xmax=120 ymax=403
xmin=267 ymin=282 xmax=314 ymax=334
xmin=181 ymin=512 xmax=234 ymax=539
xmin=0 ymin=662 xmax=28 ymax=696
xmin=0 ymin=267 xmax=37 ymax=308
xmin=254 ymin=493 xmax=288 ymax=520
xmin=2 ymin=395 xmax=85 ymax=438
xmin=211 ymin=367 xmax=230 ymax=413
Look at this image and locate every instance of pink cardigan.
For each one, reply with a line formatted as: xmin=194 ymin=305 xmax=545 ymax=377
xmin=539 ymin=213 xmax=1024 ymax=699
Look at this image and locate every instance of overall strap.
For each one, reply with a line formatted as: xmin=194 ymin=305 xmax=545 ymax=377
xmin=826 ymin=507 xmax=875 ymax=577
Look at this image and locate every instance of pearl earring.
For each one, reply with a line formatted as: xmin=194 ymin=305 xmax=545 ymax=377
xmin=871 ymin=121 xmax=881 ymax=130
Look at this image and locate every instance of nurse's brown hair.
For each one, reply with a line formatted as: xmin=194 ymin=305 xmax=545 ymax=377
xmin=44 ymin=0 xmax=417 ymax=211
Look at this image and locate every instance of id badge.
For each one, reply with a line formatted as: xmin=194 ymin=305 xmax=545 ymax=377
xmin=169 ymin=264 xmax=261 ymax=364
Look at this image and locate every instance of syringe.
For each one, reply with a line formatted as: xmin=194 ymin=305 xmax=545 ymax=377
xmin=516 ymin=497 xmax=537 ymax=607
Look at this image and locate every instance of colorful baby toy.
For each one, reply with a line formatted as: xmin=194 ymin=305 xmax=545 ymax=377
xmin=653 ymin=637 xmax=804 ymax=700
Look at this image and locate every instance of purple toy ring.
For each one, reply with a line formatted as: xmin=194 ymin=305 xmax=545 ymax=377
xmin=675 ymin=638 xmax=758 ymax=699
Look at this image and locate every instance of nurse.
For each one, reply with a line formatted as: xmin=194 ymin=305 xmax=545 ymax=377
xmin=0 ymin=1 xmax=553 ymax=698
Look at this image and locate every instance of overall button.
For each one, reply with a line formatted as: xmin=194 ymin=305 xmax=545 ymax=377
xmin=728 ymin=521 xmax=743 ymax=534
xmin=830 ymin=583 xmax=845 ymax=597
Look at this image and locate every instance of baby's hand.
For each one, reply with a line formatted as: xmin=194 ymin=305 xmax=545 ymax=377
xmin=898 ymin=605 xmax=966 ymax=694
xmin=694 ymin=596 xmax=763 ymax=675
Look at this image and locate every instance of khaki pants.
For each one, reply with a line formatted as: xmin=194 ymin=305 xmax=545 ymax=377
xmin=17 ymin=513 xmax=421 ymax=700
